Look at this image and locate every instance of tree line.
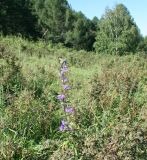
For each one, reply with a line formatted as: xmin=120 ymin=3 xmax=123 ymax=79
xmin=0 ymin=0 xmax=147 ymax=53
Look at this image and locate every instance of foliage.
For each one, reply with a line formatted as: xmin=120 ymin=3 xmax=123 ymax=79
xmin=0 ymin=36 xmax=147 ymax=159
xmin=137 ymin=36 xmax=147 ymax=52
xmin=94 ymin=4 xmax=142 ymax=55
xmin=0 ymin=0 xmax=98 ymax=51
xmin=32 ymin=0 xmax=69 ymax=42
xmin=0 ymin=0 xmax=39 ymax=37
xmin=90 ymin=55 xmax=147 ymax=109
xmin=1 ymin=2 xmax=147 ymax=52
xmin=65 ymin=11 xmax=97 ymax=51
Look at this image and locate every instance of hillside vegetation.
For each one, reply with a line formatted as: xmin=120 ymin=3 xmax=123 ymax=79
xmin=0 ymin=36 xmax=147 ymax=159
xmin=1 ymin=1 xmax=147 ymax=52
xmin=0 ymin=1 xmax=147 ymax=159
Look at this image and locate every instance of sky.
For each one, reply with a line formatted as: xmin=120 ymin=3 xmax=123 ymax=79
xmin=67 ymin=0 xmax=147 ymax=36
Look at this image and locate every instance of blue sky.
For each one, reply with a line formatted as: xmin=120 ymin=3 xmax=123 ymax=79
xmin=67 ymin=0 xmax=147 ymax=36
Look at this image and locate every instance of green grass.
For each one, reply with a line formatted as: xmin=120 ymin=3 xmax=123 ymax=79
xmin=0 ymin=36 xmax=147 ymax=160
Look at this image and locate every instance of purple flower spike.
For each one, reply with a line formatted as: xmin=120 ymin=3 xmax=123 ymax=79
xmin=57 ymin=94 xmax=65 ymax=101
xmin=61 ymin=67 xmax=68 ymax=74
xmin=62 ymin=77 xmax=68 ymax=83
xmin=63 ymin=85 xmax=71 ymax=90
xmin=65 ymin=107 xmax=74 ymax=113
xmin=60 ymin=74 xmax=68 ymax=82
xmin=63 ymin=65 xmax=68 ymax=70
xmin=59 ymin=120 xmax=69 ymax=131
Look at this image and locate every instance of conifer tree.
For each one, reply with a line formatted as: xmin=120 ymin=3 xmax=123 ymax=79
xmin=0 ymin=0 xmax=38 ymax=37
xmin=32 ymin=0 xmax=69 ymax=42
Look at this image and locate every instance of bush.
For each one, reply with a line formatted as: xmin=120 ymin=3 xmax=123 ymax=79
xmin=89 ymin=55 xmax=147 ymax=159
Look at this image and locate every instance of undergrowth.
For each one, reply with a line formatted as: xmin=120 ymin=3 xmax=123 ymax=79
xmin=0 ymin=36 xmax=147 ymax=160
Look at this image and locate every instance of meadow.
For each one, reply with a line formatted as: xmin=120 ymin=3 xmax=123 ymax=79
xmin=0 ymin=36 xmax=147 ymax=160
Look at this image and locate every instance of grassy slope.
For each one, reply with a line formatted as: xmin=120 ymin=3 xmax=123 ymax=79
xmin=0 ymin=36 xmax=147 ymax=160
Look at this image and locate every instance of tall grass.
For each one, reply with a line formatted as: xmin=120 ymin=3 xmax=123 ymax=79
xmin=0 ymin=36 xmax=147 ymax=159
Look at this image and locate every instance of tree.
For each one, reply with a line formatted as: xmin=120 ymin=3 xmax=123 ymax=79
xmin=94 ymin=4 xmax=141 ymax=55
xmin=0 ymin=0 xmax=38 ymax=37
xmin=32 ymin=0 xmax=69 ymax=42
xmin=65 ymin=12 xmax=98 ymax=51
xmin=137 ymin=36 xmax=147 ymax=52
xmin=0 ymin=0 xmax=97 ymax=50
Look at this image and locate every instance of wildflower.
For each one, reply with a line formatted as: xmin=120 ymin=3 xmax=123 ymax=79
xmin=60 ymin=71 xmax=67 ymax=78
xmin=61 ymin=66 xmax=68 ymax=74
xmin=64 ymin=107 xmax=74 ymax=113
xmin=63 ymin=85 xmax=71 ymax=90
xmin=60 ymin=71 xmax=67 ymax=79
xmin=57 ymin=94 xmax=65 ymax=101
xmin=59 ymin=120 xmax=69 ymax=131
xmin=62 ymin=77 xmax=68 ymax=83
xmin=58 ymin=58 xmax=75 ymax=132
xmin=60 ymin=73 xmax=68 ymax=82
